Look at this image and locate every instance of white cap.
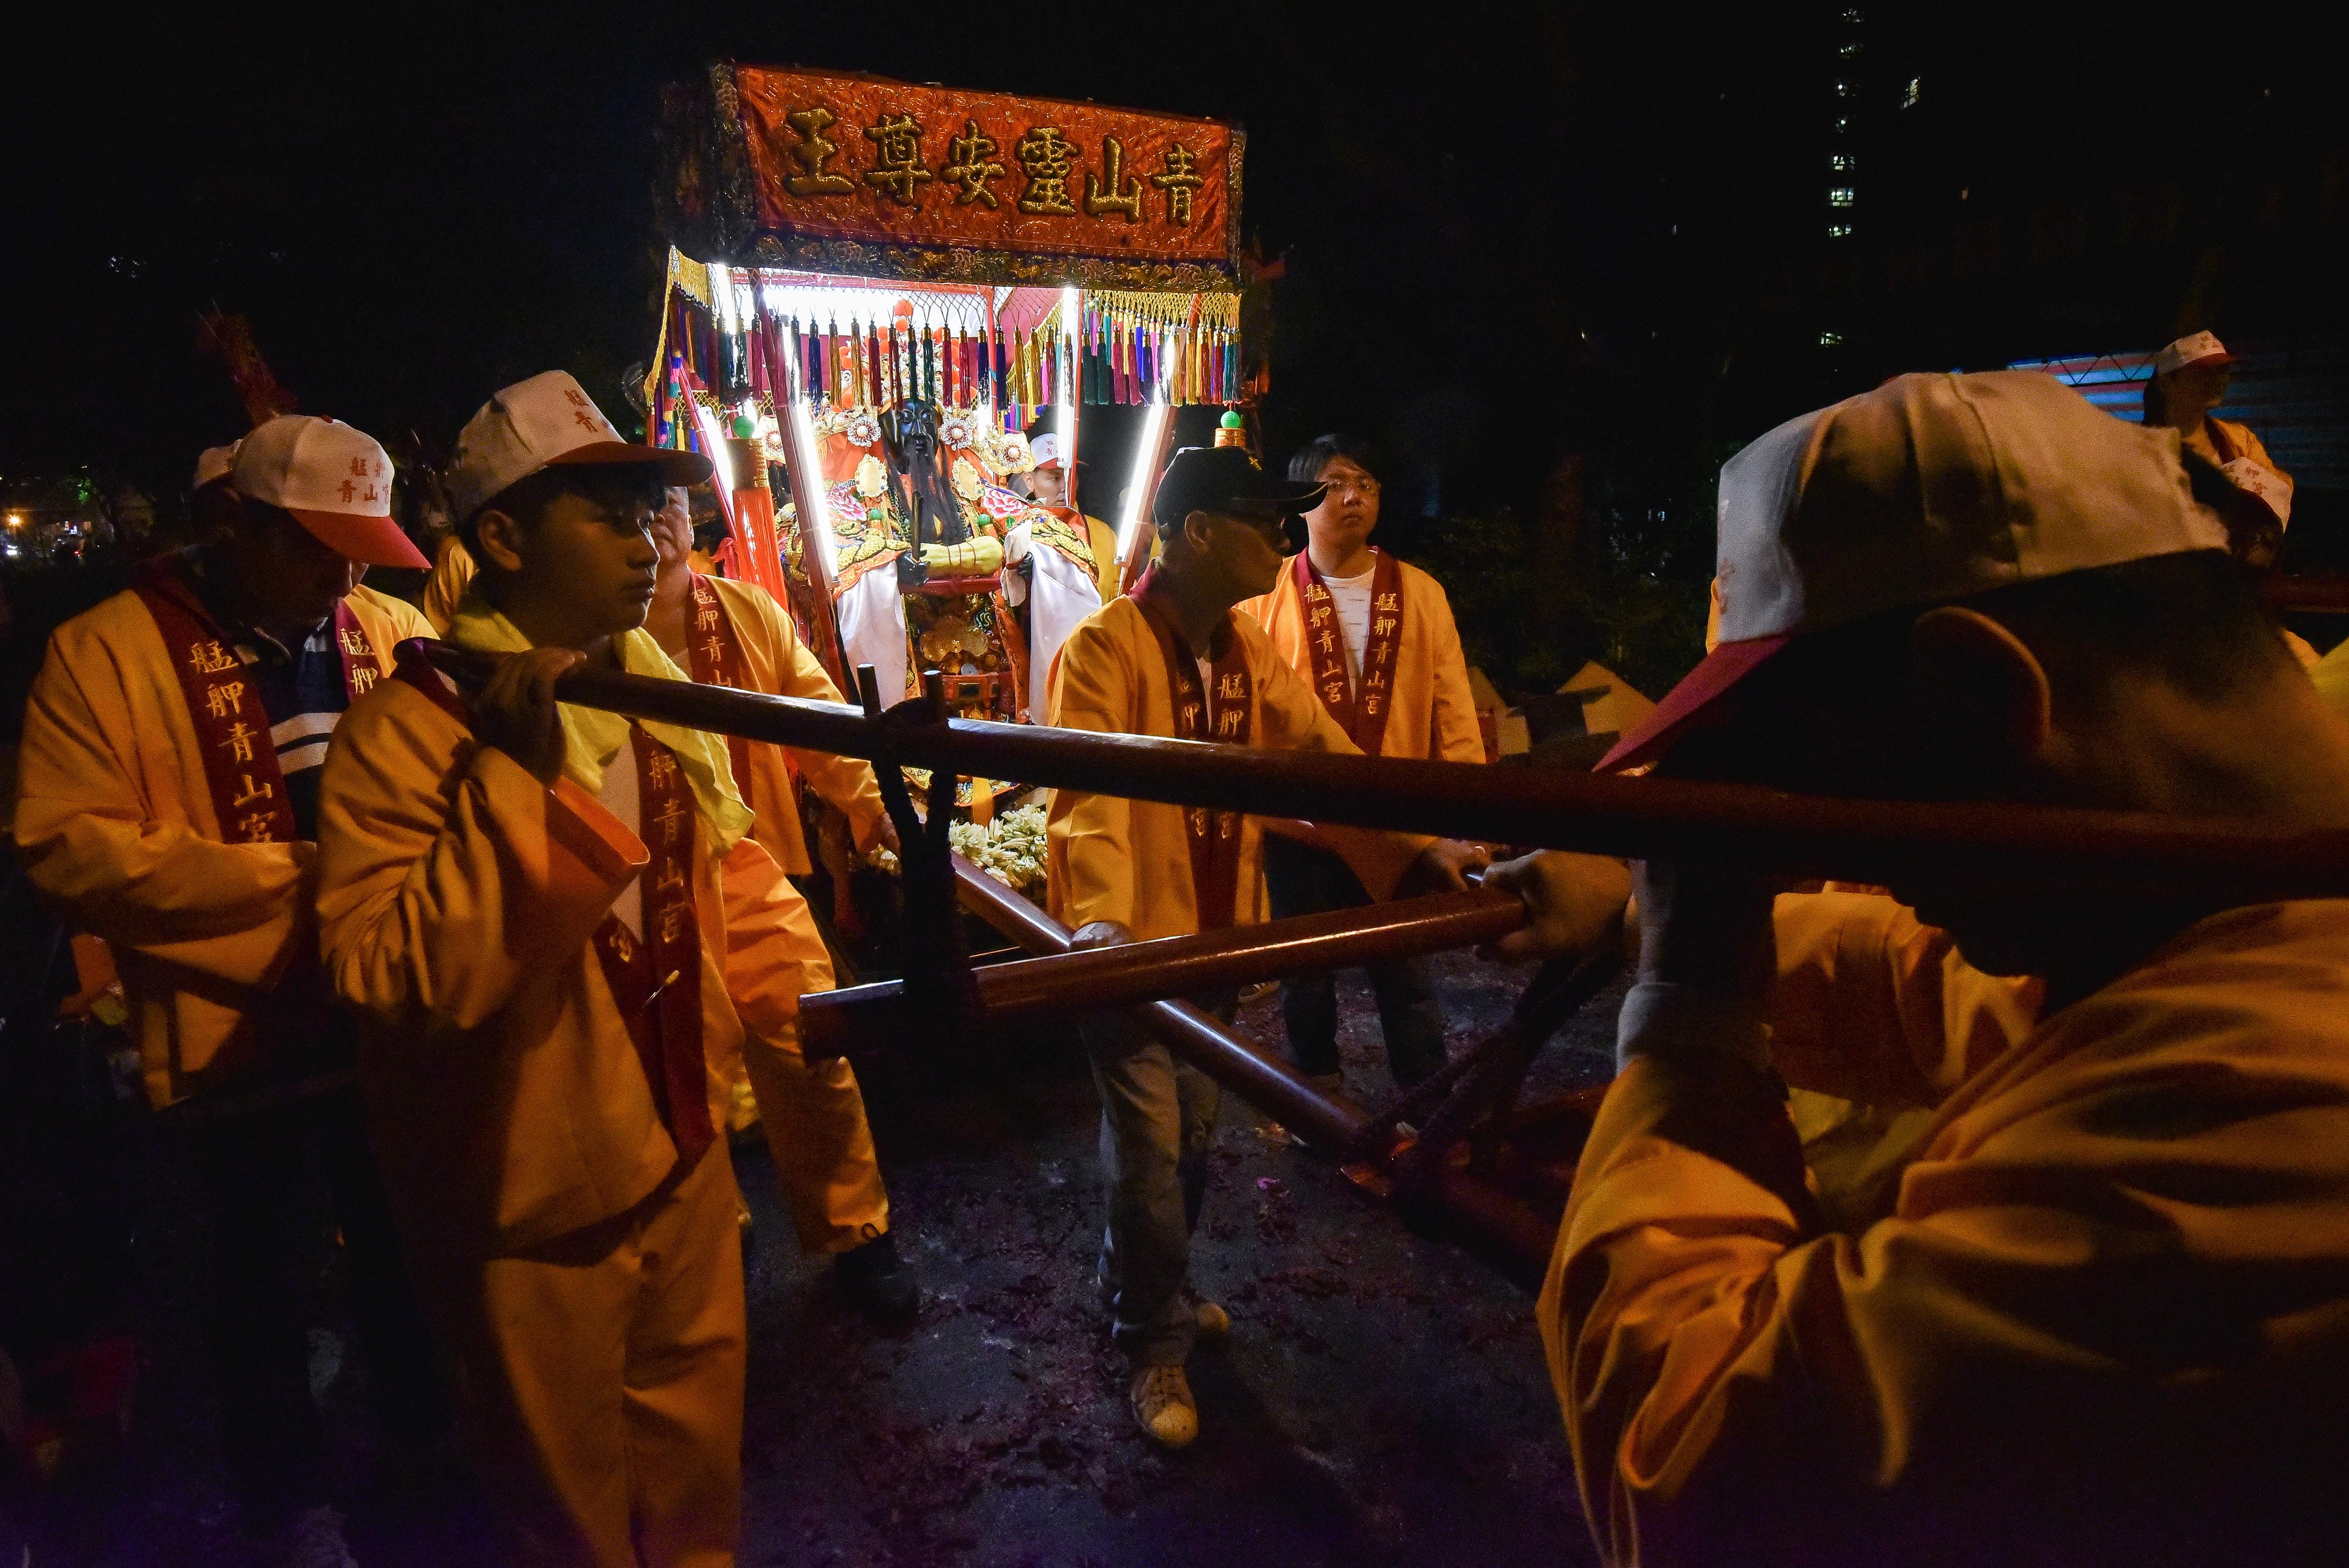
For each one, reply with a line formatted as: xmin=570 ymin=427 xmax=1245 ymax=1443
xmin=448 ymin=369 xmax=710 ymax=524
xmin=229 ymin=415 xmax=429 ymax=569
xmin=1603 ymin=370 xmax=2227 ymax=770
xmin=2154 ymin=331 xmax=2239 ymax=376
xmin=1029 ymin=432 xmax=1062 ymax=470
xmin=193 ymin=441 xmax=241 ymax=490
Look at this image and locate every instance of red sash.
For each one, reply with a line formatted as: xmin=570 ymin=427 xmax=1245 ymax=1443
xmin=589 ymin=729 xmax=714 ymax=1165
xmin=1293 ymin=549 xmax=1404 ymax=756
xmin=389 ymin=642 xmax=713 ymax=1163
xmin=132 ymin=560 xmax=383 ymax=845
xmin=685 ymin=574 xmax=759 ymax=796
xmin=1131 ymin=566 xmax=1252 ymax=931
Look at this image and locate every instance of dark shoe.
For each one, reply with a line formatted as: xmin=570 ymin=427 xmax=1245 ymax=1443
xmin=835 ymin=1231 xmax=920 ymax=1324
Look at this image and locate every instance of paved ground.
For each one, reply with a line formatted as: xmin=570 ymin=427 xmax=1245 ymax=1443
xmin=3 ymin=949 xmax=1622 ymax=1567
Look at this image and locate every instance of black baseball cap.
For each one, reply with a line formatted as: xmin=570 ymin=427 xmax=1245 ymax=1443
xmin=1150 ymin=445 xmax=1327 ymax=533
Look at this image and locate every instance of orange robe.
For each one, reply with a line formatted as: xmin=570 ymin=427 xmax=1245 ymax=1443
xmin=315 ymin=669 xmax=819 ymax=1566
xmin=13 ymin=582 xmax=430 ymax=1107
xmin=420 ymin=532 xmax=475 ymax=636
xmin=689 ymin=573 xmax=890 ymax=1252
xmin=1044 ymin=594 xmax=1433 ymax=942
xmin=1539 ymin=896 xmax=2349 ymax=1565
xmin=1241 ymin=554 xmax=1485 ymax=892
xmin=1239 ymin=554 xmax=1484 ymax=766
xmin=696 ymin=573 xmax=887 ymax=877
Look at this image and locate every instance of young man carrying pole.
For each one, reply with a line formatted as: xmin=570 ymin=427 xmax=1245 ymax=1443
xmin=1495 ymin=371 xmax=2349 ymax=1565
xmin=15 ymin=417 xmax=439 ymax=1566
xmin=1241 ymin=434 xmax=1488 ymax=1090
xmin=313 ymin=372 xmax=791 ymax=1566
xmin=1045 ymin=445 xmax=1487 ymax=1449
xmin=640 ymin=485 xmax=918 ymax=1320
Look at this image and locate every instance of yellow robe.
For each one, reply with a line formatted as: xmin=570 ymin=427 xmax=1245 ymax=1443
xmin=692 ymin=574 xmax=891 ymax=1252
xmin=1239 ymin=554 xmax=1486 ymax=766
xmin=13 ymin=582 xmax=431 ymax=1107
xmin=1539 ymin=897 xmax=2349 ymax=1565
xmin=1239 ymin=555 xmax=1483 ymax=894
xmin=1044 ymin=595 xmax=1433 ymax=943
xmin=700 ymin=574 xmax=888 ymax=877
xmin=421 ymin=532 xmax=476 ymax=636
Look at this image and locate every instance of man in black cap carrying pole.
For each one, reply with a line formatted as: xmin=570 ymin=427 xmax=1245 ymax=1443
xmin=1043 ymin=447 xmax=1488 ymax=1448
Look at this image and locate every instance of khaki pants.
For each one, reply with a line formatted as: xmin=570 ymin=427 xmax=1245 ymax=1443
xmin=438 ymin=1141 xmax=746 ymax=1568
xmin=1081 ymin=994 xmax=1234 ymax=1369
xmin=735 ymin=1017 xmax=890 ymax=1254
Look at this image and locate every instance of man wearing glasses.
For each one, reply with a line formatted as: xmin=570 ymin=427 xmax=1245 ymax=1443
xmin=1240 ymin=436 xmax=1491 ymax=1091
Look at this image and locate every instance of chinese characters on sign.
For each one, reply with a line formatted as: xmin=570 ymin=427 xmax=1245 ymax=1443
xmin=733 ymin=67 xmax=1234 ymax=266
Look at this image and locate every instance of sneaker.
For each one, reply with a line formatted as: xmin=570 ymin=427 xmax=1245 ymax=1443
xmin=1194 ymin=1300 xmax=1231 ymax=1339
xmin=1130 ymin=1364 xmax=1198 ymax=1449
xmin=268 ymin=1505 xmax=360 ymax=1568
xmin=835 ymin=1231 xmax=920 ymax=1324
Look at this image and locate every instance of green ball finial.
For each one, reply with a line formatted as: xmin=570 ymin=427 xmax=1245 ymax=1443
xmin=1219 ymin=410 xmax=1246 ymax=429
xmin=732 ymin=414 xmax=757 ymax=439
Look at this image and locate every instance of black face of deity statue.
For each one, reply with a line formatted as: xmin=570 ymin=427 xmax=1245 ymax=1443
xmin=881 ymin=401 xmax=941 ymax=470
xmin=880 ymin=399 xmax=971 ymax=555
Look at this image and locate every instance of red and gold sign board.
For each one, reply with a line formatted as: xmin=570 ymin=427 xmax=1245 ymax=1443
xmin=658 ymin=62 xmax=1243 ymax=291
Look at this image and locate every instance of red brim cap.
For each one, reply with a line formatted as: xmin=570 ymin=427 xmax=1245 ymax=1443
xmin=288 ymin=507 xmax=432 ymax=570
xmin=548 ymin=440 xmax=715 ymax=488
xmin=1594 ymin=634 xmax=1791 ymax=773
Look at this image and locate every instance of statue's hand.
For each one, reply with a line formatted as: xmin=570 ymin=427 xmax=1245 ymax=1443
xmin=920 ymin=536 xmax=1005 ymax=575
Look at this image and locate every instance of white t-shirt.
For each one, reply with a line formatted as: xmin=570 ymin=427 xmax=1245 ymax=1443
xmin=1321 ymin=566 xmax=1378 ymax=688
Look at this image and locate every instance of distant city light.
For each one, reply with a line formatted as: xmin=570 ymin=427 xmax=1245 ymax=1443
xmin=1832 ymin=154 xmax=1855 ymax=172
xmin=1819 ymin=332 xmax=1844 ymax=346
xmin=1828 ymin=224 xmax=1853 ymax=238
xmin=1903 ymin=78 xmax=1921 ymax=108
xmin=1828 ymin=188 xmax=1856 ymax=207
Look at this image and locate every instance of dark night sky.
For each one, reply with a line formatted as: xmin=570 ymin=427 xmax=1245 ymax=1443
xmin=5 ymin=4 xmax=2343 ymax=536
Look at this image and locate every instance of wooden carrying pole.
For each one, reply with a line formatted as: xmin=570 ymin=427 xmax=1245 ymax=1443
xmin=947 ymin=856 xmax=1373 ymax=1153
xmin=798 ymin=886 xmax=1525 ymax=1057
xmin=422 ymin=644 xmax=2349 ymax=902
xmin=949 ymin=854 xmax=1556 ymax=1277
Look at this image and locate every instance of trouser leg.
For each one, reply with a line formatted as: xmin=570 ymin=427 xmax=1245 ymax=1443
xmin=315 ymin=1085 xmax=450 ymax=1453
xmin=737 ymin=1016 xmax=890 ymax=1255
xmin=184 ymin=1103 xmax=330 ymax=1527
xmin=1265 ymin=834 xmax=1451 ymax=1087
xmin=1365 ymin=954 xmax=1450 ymax=1087
xmin=624 ymin=1142 xmax=746 ymax=1568
xmin=1085 ymin=1013 xmax=1208 ymax=1369
xmin=1264 ymin=833 xmax=1347 ymax=1077
xmin=450 ymin=1146 xmax=743 ymax=1568
xmin=1084 ymin=995 xmax=1231 ymax=1369
xmin=458 ymin=1228 xmax=635 ymax=1567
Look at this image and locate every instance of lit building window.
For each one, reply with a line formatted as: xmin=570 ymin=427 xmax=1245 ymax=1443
xmin=1819 ymin=331 xmax=1844 ymax=346
xmin=1903 ymin=77 xmax=1921 ymax=108
xmin=1834 ymin=80 xmax=1852 ymax=97
xmin=1842 ymin=7 xmax=1863 ymax=21
xmin=1835 ymin=117 xmax=1851 ymax=133
xmin=1828 ymin=224 xmax=1853 ymax=238
xmin=1831 ymin=154 xmax=1855 ymax=172
xmin=1840 ymin=41 xmax=1862 ymax=57
xmin=1828 ymin=188 xmax=1856 ymax=207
